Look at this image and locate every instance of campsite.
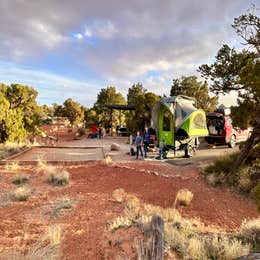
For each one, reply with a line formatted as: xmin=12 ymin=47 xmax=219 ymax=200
xmin=0 ymin=1 xmax=259 ymax=259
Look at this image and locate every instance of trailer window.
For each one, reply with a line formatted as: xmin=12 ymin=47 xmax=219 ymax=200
xmin=163 ymin=111 xmax=171 ymax=131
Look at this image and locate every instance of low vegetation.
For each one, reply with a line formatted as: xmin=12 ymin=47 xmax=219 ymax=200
xmin=12 ymin=174 xmax=29 ymax=185
xmin=13 ymin=186 xmax=31 ymax=201
xmin=203 ymin=144 xmax=260 ymax=209
xmin=109 ymin=189 xmax=259 ymax=259
xmin=104 ymin=155 xmax=112 ymax=165
xmin=112 ymin=188 xmax=126 ymax=202
xmin=48 ymin=225 xmax=62 ymax=246
xmin=45 ymin=197 xmax=74 ymax=218
xmin=174 ymin=188 xmax=193 ymax=207
xmin=44 ymin=165 xmax=70 ymax=186
xmin=4 ymin=161 xmax=20 ymax=171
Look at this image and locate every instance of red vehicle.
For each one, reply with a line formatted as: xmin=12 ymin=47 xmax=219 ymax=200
xmin=205 ymin=111 xmax=251 ymax=148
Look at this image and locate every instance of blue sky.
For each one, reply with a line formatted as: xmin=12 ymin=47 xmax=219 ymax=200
xmin=0 ymin=0 xmax=257 ymax=107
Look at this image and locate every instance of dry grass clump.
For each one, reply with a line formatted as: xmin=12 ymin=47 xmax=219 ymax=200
xmin=48 ymin=225 xmax=62 ymax=246
xmin=125 ymin=194 xmax=141 ymax=217
xmin=174 ymin=189 xmax=194 ymax=207
xmin=12 ymin=174 xmax=29 ymax=185
xmin=104 ymin=155 xmax=112 ymax=165
xmin=108 ymin=216 xmax=132 ymax=231
xmin=239 ymin=218 xmax=260 ymax=244
xmin=0 ymin=245 xmax=58 ymax=260
xmin=5 ymin=161 xmax=20 ymax=171
xmin=204 ymin=235 xmax=250 ymax=260
xmin=46 ymin=198 xmax=73 ymax=218
xmin=165 ymin=223 xmax=250 ymax=259
xmin=112 ymin=188 xmax=126 ymax=202
xmin=36 ymin=157 xmax=47 ymax=173
xmin=44 ymin=166 xmax=70 ymax=186
xmin=108 ymin=191 xmax=253 ymax=259
xmin=13 ymin=186 xmax=31 ymax=201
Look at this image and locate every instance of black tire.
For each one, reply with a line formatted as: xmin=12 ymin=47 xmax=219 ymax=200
xmin=185 ymin=145 xmax=194 ymax=158
xmin=228 ymin=135 xmax=236 ymax=148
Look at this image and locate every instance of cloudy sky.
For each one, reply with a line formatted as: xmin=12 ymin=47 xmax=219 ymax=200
xmin=0 ymin=0 xmax=256 ymax=107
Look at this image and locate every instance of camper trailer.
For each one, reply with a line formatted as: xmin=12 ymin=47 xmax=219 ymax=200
xmin=151 ymin=95 xmax=208 ymax=158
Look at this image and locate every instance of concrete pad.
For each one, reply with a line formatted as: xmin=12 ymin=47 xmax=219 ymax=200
xmin=7 ymin=146 xmax=104 ymax=162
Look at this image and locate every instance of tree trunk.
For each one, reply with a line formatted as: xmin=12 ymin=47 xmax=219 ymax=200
xmin=233 ymin=120 xmax=260 ymax=169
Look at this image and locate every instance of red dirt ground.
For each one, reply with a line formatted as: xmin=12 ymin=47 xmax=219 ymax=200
xmin=0 ymin=126 xmax=258 ymax=259
xmin=0 ymin=161 xmax=258 ymax=259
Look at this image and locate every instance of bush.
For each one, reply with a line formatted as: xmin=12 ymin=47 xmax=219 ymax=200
xmin=239 ymin=218 xmax=260 ymax=250
xmin=203 ymin=152 xmax=259 ymax=203
xmin=14 ymin=186 xmax=31 ymax=201
xmin=12 ymin=174 xmax=28 ymax=185
xmin=44 ymin=166 xmax=69 ymax=186
xmin=112 ymin=188 xmax=126 ymax=202
xmin=204 ymin=153 xmax=239 ymax=175
xmin=108 ymin=216 xmax=132 ymax=231
xmin=174 ymin=189 xmax=194 ymax=207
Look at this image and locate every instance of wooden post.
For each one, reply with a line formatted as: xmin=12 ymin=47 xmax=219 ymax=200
xmin=137 ymin=215 xmax=164 ymax=260
xmin=150 ymin=215 xmax=164 ymax=260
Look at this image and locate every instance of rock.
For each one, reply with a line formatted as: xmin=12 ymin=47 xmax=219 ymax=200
xmin=110 ymin=143 xmax=120 ymax=151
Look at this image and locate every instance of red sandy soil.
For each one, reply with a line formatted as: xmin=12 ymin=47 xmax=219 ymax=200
xmin=0 ymin=162 xmax=258 ymax=259
xmin=0 ymin=126 xmax=258 ymax=259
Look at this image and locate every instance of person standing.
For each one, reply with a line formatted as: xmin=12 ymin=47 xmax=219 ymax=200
xmin=135 ymin=131 xmax=143 ymax=159
xmin=143 ymin=126 xmax=150 ymax=158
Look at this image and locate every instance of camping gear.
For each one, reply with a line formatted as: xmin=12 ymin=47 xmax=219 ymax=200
xmin=151 ymin=95 xmax=208 ymax=158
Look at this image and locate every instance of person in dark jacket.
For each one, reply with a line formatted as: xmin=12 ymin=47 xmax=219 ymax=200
xmin=135 ymin=131 xmax=143 ymax=159
xmin=143 ymin=126 xmax=150 ymax=158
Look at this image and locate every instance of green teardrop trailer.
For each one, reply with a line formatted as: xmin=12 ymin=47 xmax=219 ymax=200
xmin=151 ymin=95 xmax=209 ymax=158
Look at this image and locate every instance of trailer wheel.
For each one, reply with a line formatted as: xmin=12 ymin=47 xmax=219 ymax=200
xmin=228 ymin=135 xmax=236 ymax=148
xmin=185 ymin=145 xmax=194 ymax=158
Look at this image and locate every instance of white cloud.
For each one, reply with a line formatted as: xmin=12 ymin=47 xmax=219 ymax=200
xmin=74 ymin=33 xmax=84 ymax=39
xmin=0 ymin=0 xmax=255 ymax=105
xmin=84 ymin=28 xmax=92 ymax=38
xmin=0 ymin=61 xmax=100 ymax=106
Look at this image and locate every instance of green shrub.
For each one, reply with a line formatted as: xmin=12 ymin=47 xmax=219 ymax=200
xmin=204 ymin=153 xmax=239 ymax=175
xmin=12 ymin=174 xmax=28 ymax=185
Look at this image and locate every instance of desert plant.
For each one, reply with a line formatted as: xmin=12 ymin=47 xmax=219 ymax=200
xmin=112 ymin=188 xmax=126 ymax=202
xmin=104 ymin=155 xmax=112 ymax=165
xmin=14 ymin=186 xmax=31 ymax=201
xmin=204 ymin=152 xmax=239 ymax=174
xmin=239 ymin=218 xmax=260 ymax=249
xmin=125 ymin=194 xmax=140 ymax=217
xmin=12 ymin=174 xmax=28 ymax=185
xmin=45 ymin=197 xmax=74 ymax=218
xmin=108 ymin=216 xmax=132 ymax=231
xmin=174 ymin=189 xmax=194 ymax=207
xmin=48 ymin=225 xmax=62 ymax=246
xmin=204 ymin=235 xmax=250 ymax=260
xmin=44 ymin=166 xmax=70 ymax=186
xmin=5 ymin=161 xmax=20 ymax=171
xmin=36 ymin=157 xmax=47 ymax=173
xmin=238 ymin=166 xmax=253 ymax=192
